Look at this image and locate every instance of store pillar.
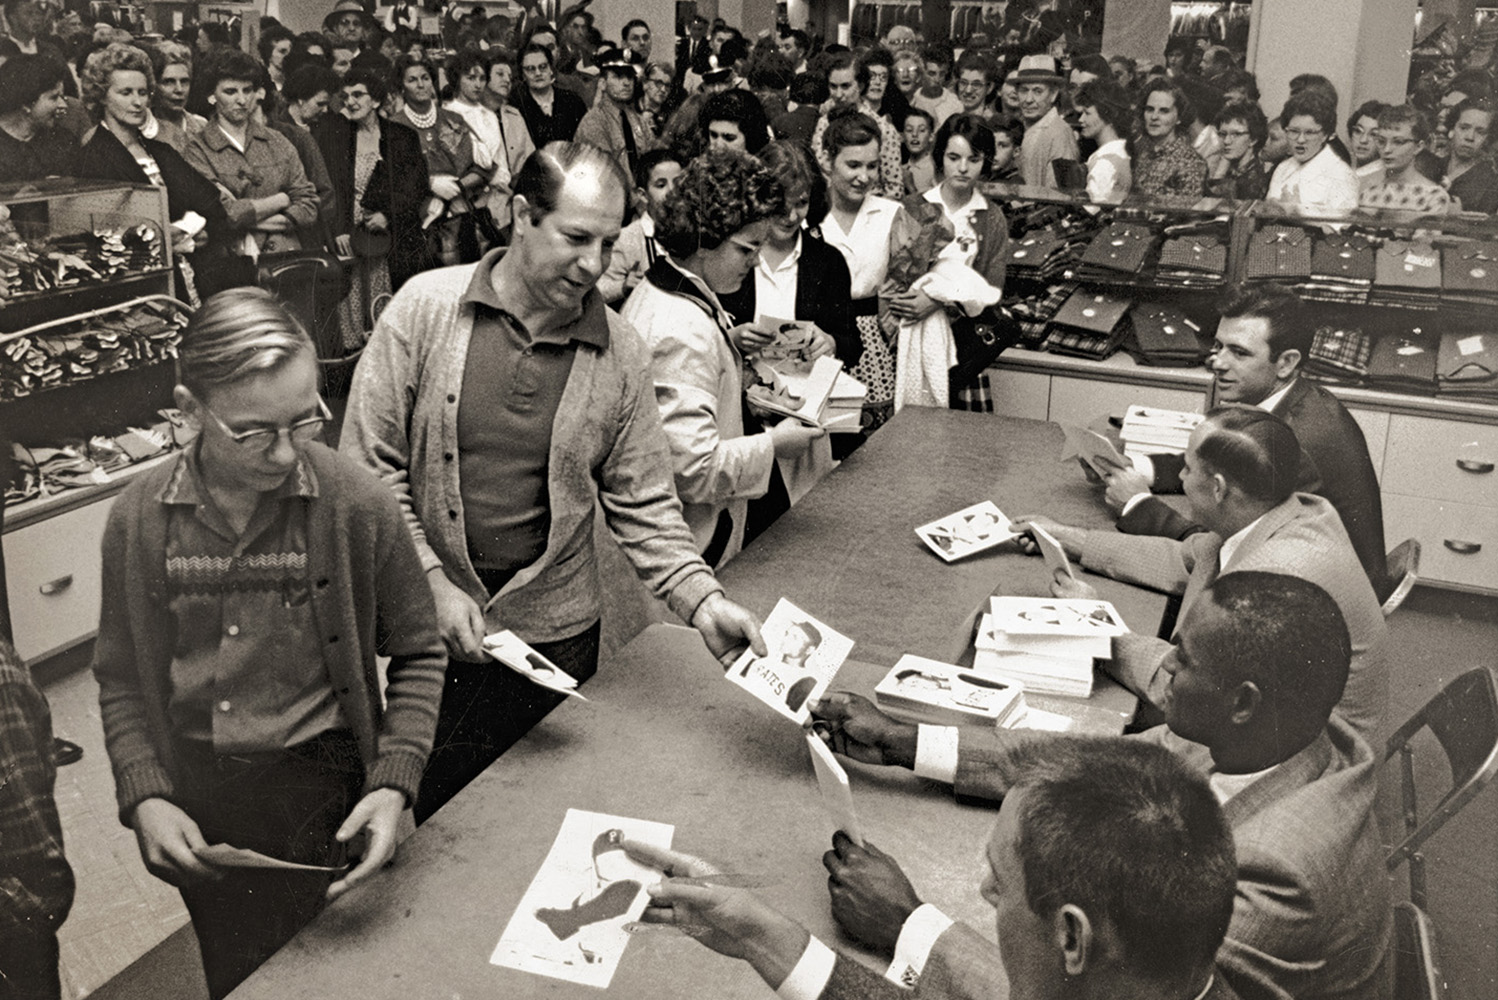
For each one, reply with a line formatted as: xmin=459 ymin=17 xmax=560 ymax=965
xmin=1101 ymin=0 xmax=1172 ymax=68
xmin=1247 ymin=0 xmax=1419 ymax=118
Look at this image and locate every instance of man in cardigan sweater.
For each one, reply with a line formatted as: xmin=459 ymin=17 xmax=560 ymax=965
xmin=93 ymin=290 xmax=446 ymax=1000
xmin=340 ymin=141 xmax=765 ymax=823
xmin=618 ymin=737 xmax=1239 ymax=1000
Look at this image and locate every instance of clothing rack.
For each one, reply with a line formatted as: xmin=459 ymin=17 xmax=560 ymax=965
xmin=1169 ymin=1 xmax=1251 ymax=41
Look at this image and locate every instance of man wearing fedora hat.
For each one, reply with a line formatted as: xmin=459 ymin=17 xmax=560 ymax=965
xmin=1014 ymin=53 xmax=1078 ymax=190
xmin=323 ymin=0 xmax=373 ymax=58
xmin=575 ymin=47 xmax=657 ymax=181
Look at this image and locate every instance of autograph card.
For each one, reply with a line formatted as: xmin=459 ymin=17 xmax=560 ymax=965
xmin=491 ymin=809 xmax=673 ymax=989
xmin=726 ymin=599 xmax=853 ymax=724
xmin=484 ymin=631 xmax=588 ymax=701
xmin=915 ymin=501 xmax=1018 ymax=562
xmin=1030 ymin=524 xmax=1076 ymax=581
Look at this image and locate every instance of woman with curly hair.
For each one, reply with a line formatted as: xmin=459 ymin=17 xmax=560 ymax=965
xmin=76 ymin=42 xmax=237 ymax=299
xmin=1129 ymin=77 xmax=1208 ymax=198
xmin=883 ymin=113 xmax=1009 ymax=411
xmin=621 ymin=149 xmax=823 ymax=567
xmin=813 ymin=106 xmax=902 ymax=429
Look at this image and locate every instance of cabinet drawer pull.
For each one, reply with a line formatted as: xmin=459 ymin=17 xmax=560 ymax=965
xmin=1456 ymin=458 xmax=1495 ymax=474
xmin=1443 ymin=540 xmax=1483 ymax=555
xmin=38 ymin=574 xmax=74 ymax=596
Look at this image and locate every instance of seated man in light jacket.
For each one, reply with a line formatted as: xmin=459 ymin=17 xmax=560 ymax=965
xmin=811 ymin=572 xmax=1391 ymax=1000
xmin=1022 ymin=405 xmax=1388 ymax=746
xmin=622 ymin=736 xmax=1240 ymax=1000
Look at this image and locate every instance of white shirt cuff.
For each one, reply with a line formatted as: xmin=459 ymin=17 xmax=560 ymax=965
xmin=1130 ymin=452 xmax=1156 ymax=481
xmin=1119 ymin=492 xmax=1151 ymax=517
xmin=777 ymin=935 xmax=838 ymax=1000
xmin=885 ymin=904 xmax=956 ymax=987
xmin=914 ymin=725 xmax=959 ymax=784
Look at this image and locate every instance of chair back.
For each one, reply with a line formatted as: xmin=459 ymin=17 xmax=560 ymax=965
xmin=1379 ymin=538 xmax=1421 ymax=616
xmin=258 ymin=251 xmax=361 ymax=394
xmin=1384 ymin=665 xmax=1498 ymax=906
xmin=1392 ymin=901 xmax=1446 ymax=1000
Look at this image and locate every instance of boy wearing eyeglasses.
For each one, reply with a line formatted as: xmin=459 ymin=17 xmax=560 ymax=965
xmin=91 ymin=288 xmax=446 ymax=1000
xmin=1358 ymin=103 xmax=1452 ymax=215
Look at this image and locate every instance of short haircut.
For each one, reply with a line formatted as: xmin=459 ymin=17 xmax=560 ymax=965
xmin=921 ymin=41 xmax=954 ymax=70
xmin=932 ymin=113 xmax=996 ymax=178
xmin=179 ymin=287 xmax=315 ymax=398
xmin=520 ymin=41 xmax=554 ymax=71
xmin=1138 ymin=78 xmax=1193 ymax=136
xmin=1197 ymin=406 xmax=1301 ymax=504
xmin=390 ymin=52 xmax=438 ymax=95
xmin=0 ymin=54 xmax=69 ymax=114
xmin=904 ymin=106 xmax=934 ymax=131
xmin=824 ymin=50 xmax=856 ymax=79
xmin=632 ymin=146 xmax=684 ymax=190
xmin=757 ymin=138 xmax=821 ymax=220
xmin=748 ymin=50 xmax=794 ymax=91
xmin=954 ymin=48 xmax=998 ymax=88
xmin=1279 ymin=88 xmax=1337 ymax=136
xmin=653 ymin=148 xmax=784 ymax=258
xmin=856 ymin=46 xmax=894 ymax=92
xmin=82 ymin=42 xmax=155 ymax=117
xmin=257 ymin=24 xmax=295 ymax=64
xmin=1218 ymin=283 xmax=1311 ymax=362
xmin=1217 ymin=98 xmax=1268 ymax=149
xmin=1002 ymin=736 xmax=1236 ymax=984
xmin=1072 ymin=79 xmax=1132 ymax=133
xmin=789 ymin=70 xmax=828 ymax=106
xmin=780 ymin=28 xmax=809 ymax=54
xmin=1201 ymin=571 xmax=1351 ymax=727
xmin=341 ymin=64 xmax=389 ymax=103
xmin=348 ymin=50 xmax=392 ymax=79
xmin=1451 ymin=97 xmax=1497 ymax=147
xmin=989 ymin=112 xmax=1025 ymax=147
xmin=700 ymin=88 xmax=771 ymax=153
xmin=1070 ymin=52 xmax=1110 ymax=80
xmin=198 ymin=48 xmax=262 ymax=91
xmin=719 ymin=36 xmax=750 ymax=67
xmin=1220 ymin=69 xmax=1260 ymax=103
xmin=821 ymin=105 xmax=882 ymax=161
xmin=1378 ymin=102 xmax=1432 ymax=143
xmin=283 ymin=63 xmax=339 ymax=104
xmin=446 ymin=45 xmax=488 ymax=83
xmin=1347 ymin=99 xmax=1386 ymax=135
xmin=1288 ymin=72 xmax=1338 ymax=110
xmin=621 ymin=18 xmax=649 ymax=42
xmin=513 ymin=141 xmax=630 ymax=227
xmin=1447 ymin=68 xmax=1492 ymax=102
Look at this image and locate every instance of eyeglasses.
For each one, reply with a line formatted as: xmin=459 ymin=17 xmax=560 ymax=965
xmin=344 ymin=89 xmax=372 ymax=102
xmin=1285 ymin=127 xmax=1324 ymax=140
xmin=1377 ymin=135 xmax=1417 ymax=148
xmin=201 ymin=396 xmax=333 ymax=451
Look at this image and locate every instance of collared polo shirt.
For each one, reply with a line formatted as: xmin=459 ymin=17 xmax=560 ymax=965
xmin=162 ymin=445 xmax=345 ymax=753
xmin=457 ymin=249 xmax=611 ymax=577
xmin=753 ymin=232 xmax=802 ymax=323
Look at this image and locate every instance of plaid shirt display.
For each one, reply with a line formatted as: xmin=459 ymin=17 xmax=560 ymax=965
xmin=1244 ymin=225 xmax=1313 ymax=280
xmin=1307 ymin=325 xmax=1373 ymax=381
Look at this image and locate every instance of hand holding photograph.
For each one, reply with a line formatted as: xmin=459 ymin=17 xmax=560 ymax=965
xmin=726 ymin=598 xmax=854 ymax=724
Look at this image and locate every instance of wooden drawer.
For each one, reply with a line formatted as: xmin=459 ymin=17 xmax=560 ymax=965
xmin=1047 ymin=376 xmax=1204 ymax=425
xmin=4 ymin=497 xmax=114 ymax=663
xmin=1382 ymin=415 xmax=1498 ymax=506
xmin=1383 ymin=493 xmax=1498 ymax=592
xmin=987 ymin=368 xmax=1049 ymax=420
xmin=1346 ymin=407 xmax=1388 ymax=483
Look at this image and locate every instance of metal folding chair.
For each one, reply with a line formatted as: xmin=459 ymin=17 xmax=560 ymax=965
xmin=1383 ymin=665 xmax=1498 ymax=909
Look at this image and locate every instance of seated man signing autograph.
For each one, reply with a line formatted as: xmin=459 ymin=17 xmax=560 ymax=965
xmin=621 ymin=737 xmax=1240 ymax=1000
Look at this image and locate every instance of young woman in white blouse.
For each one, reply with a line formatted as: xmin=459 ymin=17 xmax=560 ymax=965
xmin=813 ymin=107 xmax=902 ymax=429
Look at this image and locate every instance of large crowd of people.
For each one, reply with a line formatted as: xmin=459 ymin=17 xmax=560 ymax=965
xmin=0 ymin=2 xmax=1466 ymax=999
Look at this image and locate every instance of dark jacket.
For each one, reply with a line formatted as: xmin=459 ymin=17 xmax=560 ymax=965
xmin=76 ymin=125 xmax=228 ymax=249
xmin=513 ymin=86 xmax=588 ymax=147
xmin=313 ymin=114 xmax=431 ymax=290
xmin=718 ymin=231 xmax=862 ymax=367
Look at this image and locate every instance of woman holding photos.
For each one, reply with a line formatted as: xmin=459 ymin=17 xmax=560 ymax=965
xmin=622 ymin=149 xmax=823 ymax=568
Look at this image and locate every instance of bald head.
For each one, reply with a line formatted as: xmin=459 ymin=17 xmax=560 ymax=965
xmin=1194 ymin=405 xmax=1301 ymax=504
xmin=513 ymin=141 xmax=631 ymax=230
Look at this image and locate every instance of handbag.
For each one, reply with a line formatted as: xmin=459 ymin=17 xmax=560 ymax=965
xmin=349 ymin=226 xmax=392 ymax=258
xmin=949 ymin=304 xmax=1022 ymax=391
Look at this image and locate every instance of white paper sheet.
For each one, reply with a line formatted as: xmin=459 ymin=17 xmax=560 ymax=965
xmin=491 ymin=809 xmax=674 ymax=989
xmin=727 ymin=598 xmax=854 ymax=724
xmin=914 ymin=501 xmax=1018 ymax=562
xmin=806 ymin=733 xmax=864 ymax=846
